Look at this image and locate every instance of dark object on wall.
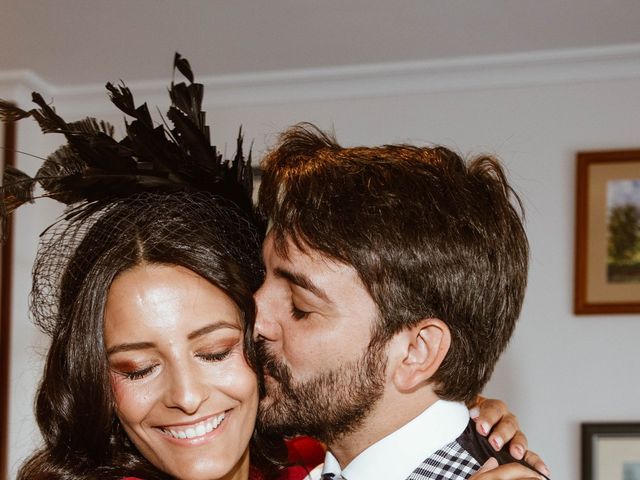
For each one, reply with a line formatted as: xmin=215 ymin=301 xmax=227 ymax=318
xmin=582 ymin=422 xmax=640 ymax=480
xmin=575 ymin=149 xmax=640 ymax=314
xmin=0 ymin=115 xmax=15 ymax=480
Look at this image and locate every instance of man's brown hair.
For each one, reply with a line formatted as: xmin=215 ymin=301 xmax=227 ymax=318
xmin=259 ymin=123 xmax=529 ymax=403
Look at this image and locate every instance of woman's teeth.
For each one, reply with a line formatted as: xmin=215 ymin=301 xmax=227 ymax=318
xmin=163 ymin=412 xmax=226 ymax=439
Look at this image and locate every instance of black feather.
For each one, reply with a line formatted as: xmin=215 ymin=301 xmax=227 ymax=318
xmin=1 ymin=166 xmax=37 ymax=213
xmin=0 ymin=53 xmax=255 ymax=242
xmin=0 ymin=100 xmax=32 ymax=122
xmin=29 ymin=92 xmax=67 ymax=134
xmin=1 ymin=166 xmax=37 ymax=241
xmin=106 ymin=82 xmax=137 ymax=118
xmin=174 ymin=52 xmax=195 ymax=84
xmin=66 ymin=117 xmax=115 ymax=137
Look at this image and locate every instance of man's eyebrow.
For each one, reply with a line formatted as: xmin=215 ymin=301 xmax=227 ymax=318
xmin=274 ymin=267 xmax=331 ymax=303
xmin=107 ymin=322 xmax=240 ymax=355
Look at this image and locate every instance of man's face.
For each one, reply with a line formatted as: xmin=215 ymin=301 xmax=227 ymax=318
xmin=254 ymin=233 xmax=387 ymax=443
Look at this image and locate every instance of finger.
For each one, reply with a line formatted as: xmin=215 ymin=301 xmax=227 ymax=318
xmin=475 ymin=398 xmax=510 ymax=436
xmin=469 ymin=462 xmax=545 ymax=480
xmin=505 ymin=430 xmax=528 ymax=459
xmin=476 ymin=457 xmax=499 ymax=473
xmin=523 ymin=451 xmax=551 ymax=478
xmin=486 ymin=414 xmax=522 ymax=452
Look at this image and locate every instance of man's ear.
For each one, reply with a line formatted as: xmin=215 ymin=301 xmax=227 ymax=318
xmin=389 ymin=318 xmax=451 ymax=393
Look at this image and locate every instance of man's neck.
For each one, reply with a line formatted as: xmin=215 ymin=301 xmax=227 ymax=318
xmin=327 ymin=390 xmax=440 ymax=467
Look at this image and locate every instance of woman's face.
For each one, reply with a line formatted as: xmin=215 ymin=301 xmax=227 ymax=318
xmin=104 ymin=263 xmax=258 ymax=480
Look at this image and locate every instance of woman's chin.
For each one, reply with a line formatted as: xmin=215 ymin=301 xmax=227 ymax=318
xmin=157 ymin=446 xmax=251 ymax=480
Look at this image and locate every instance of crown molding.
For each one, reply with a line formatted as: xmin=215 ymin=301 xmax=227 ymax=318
xmin=0 ymin=71 xmax=54 ymax=105
xmin=4 ymin=43 xmax=640 ymax=114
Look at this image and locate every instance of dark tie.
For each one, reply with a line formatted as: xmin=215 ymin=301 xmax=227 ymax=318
xmin=322 ymin=474 xmax=343 ymax=480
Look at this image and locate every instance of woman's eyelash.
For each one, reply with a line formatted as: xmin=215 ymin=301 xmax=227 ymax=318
xmin=290 ymin=303 xmax=310 ymax=320
xmin=197 ymin=349 xmax=232 ymax=362
xmin=112 ymin=349 xmax=233 ymax=379
xmin=120 ymin=365 xmax=156 ymax=381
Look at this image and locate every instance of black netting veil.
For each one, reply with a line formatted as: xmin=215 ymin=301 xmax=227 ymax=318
xmin=31 ymin=192 xmax=263 ymax=336
xmin=0 ymin=53 xmax=263 ymax=335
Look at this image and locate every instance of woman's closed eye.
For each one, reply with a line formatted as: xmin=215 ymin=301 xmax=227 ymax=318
xmin=114 ymin=363 xmax=158 ymax=381
xmin=196 ymin=349 xmax=233 ymax=362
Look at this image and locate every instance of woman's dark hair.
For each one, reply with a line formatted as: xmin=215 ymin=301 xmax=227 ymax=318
xmin=18 ymin=192 xmax=284 ymax=479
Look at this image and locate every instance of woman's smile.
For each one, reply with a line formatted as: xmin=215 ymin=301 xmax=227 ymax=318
xmin=157 ymin=410 xmax=228 ymax=441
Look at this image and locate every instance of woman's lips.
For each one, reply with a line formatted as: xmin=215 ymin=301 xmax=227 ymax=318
xmin=157 ymin=411 xmax=227 ymax=441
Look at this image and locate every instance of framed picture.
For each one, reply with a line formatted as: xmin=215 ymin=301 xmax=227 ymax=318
xmin=0 ymin=116 xmax=15 ymax=480
xmin=582 ymin=423 xmax=640 ymax=480
xmin=574 ymin=149 xmax=640 ymax=314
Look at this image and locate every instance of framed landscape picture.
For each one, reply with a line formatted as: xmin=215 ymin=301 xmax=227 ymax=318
xmin=574 ymin=149 xmax=640 ymax=314
xmin=582 ymin=423 xmax=640 ymax=480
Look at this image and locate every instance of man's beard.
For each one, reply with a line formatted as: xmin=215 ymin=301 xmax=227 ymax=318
xmin=254 ymin=338 xmax=387 ymax=444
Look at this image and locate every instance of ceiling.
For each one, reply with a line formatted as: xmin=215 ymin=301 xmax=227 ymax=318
xmin=1 ymin=0 xmax=640 ymax=87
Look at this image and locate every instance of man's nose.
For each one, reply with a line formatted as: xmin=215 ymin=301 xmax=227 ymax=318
xmin=254 ymin=282 xmax=282 ymax=341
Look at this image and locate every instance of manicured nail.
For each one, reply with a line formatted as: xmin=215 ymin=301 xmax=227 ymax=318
xmin=480 ymin=457 xmax=499 ymax=471
xmin=469 ymin=407 xmax=480 ymax=419
xmin=511 ymin=444 xmax=524 ymax=459
xmin=539 ymin=463 xmax=551 ymax=477
xmin=490 ymin=435 xmax=503 ymax=450
xmin=479 ymin=421 xmax=490 ymax=435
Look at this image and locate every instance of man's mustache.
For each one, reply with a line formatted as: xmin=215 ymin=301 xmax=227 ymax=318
xmin=254 ymin=338 xmax=291 ymax=385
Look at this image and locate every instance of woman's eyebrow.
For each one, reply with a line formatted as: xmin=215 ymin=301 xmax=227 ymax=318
xmin=187 ymin=321 xmax=241 ymax=340
xmin=107 ymin=322 xmax=240 ymax=355
xmin=107 ymin=341 xmax=155 ymax=355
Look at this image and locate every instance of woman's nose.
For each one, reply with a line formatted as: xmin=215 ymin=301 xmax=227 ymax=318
xmin=164 ymin=364 xmax=209 ymax=415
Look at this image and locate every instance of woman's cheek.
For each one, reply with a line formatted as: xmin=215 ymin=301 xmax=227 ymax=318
xmin=110 ymin=372 xmax=154 ymax=420
xmin=209 ymin=352 xmax=259 ymax=400
xmin=110 ymin=372 xmax=126 ymax=402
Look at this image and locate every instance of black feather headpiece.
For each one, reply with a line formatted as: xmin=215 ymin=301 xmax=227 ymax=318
xmin=0 ymin=53 xmax=253 ymax=240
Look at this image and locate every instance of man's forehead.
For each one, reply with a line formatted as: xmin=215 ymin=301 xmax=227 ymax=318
xmin=264 ymin=232 xmax=356 ymax=277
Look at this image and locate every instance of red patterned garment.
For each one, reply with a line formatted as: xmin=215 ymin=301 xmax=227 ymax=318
xmin=278 ymin=436 xmax=325 ymax=480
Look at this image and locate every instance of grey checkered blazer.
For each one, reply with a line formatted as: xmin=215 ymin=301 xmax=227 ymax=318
xmin=405 ymin=421 xmax=549 ymax=480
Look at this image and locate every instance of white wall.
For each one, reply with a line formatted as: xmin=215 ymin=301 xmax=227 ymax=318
xmin=4 ymin=48 xmax=640 ymax=479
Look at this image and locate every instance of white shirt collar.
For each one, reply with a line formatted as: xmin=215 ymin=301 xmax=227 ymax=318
xmin=320 ymin=400 xmax=470 ymax=480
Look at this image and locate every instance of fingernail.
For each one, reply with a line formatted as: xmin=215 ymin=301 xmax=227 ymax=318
xmin=480 ymin=457 xmax=499 ymax=471
xmin=479 ymin=421 xmax=490 ymax=435
xmin=469 ymin=407 xmax=480 ymax=419
xmin=539 ymin=463 xmax=551 ymax=477
xmin=511 ymin=444 xmax=524 ymax=459
xmin=490 ymin=436 xmax=503 ymax=450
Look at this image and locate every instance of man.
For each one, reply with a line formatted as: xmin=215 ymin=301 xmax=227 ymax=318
xmin=253 ymin=124 xmax=548 ymax=479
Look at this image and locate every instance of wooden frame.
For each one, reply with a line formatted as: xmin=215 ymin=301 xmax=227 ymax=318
xmin=574 ymin=149 xmax=640 ymax=314
xmin=582 ymin=423 xmax=640 ymax=480
xmin=0 ymin=117 xmax=15 ymax=480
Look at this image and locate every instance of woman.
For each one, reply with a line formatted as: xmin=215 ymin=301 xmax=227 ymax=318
xmin=0 ymin=55 xmax=546 ymax=480
xmin=21 ymin=192 xmax=280 ymax=479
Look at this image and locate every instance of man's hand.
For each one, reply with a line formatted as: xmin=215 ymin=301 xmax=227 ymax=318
xmin=469 ymin=458 xmax=545 ymax=480
xmin=469 ymin=396 xmax=550 ymax=477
